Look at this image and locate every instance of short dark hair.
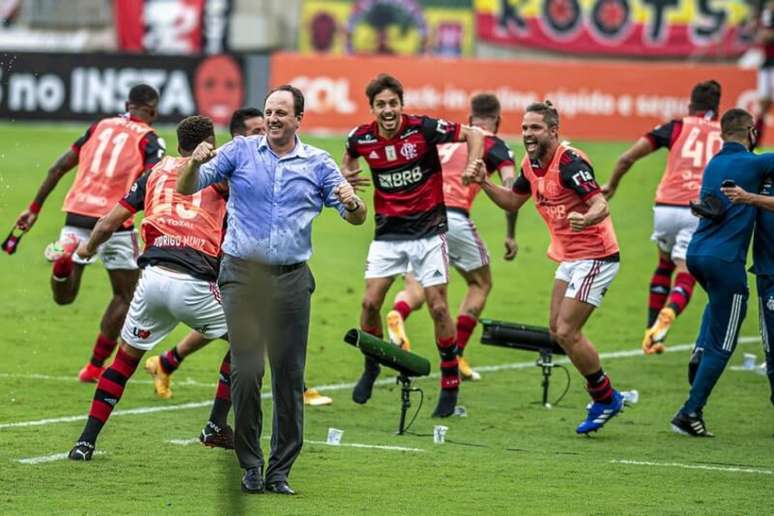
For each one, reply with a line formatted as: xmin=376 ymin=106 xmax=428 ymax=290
xmin=720 ymin=108 xmax=754 ymax=139
xmin=366 ymin=74 xmax=404 ymax=106
xmin=177 ymin=115 xmax=214 ymax=152
xmin=690 ymin=80 xmax=721 ymax=114
xmin=128 ymin=84 xmax=159 ymax=106
xmin=471 ymin=93 xmax=501 ymax=119
xmin=525 ymin=100 xmax=559 ymax=128
xmin=229 ymin=107 xmax=263 ymax=137
xmin=265 ymin=85 xmax=304 ymax=116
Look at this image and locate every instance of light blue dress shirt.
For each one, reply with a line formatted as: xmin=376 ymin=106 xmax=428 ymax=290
xmin=196 ymin=135 xmax=347 ymax=264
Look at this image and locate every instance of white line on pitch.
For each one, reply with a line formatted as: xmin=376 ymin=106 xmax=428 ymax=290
xmin=17 ymin=451 xmax=105 ymax=464
xmin=0 ymin=372 xmax=214 ymax=389
xmin=167 ymin=436 xmax=423 ymax=453
xmin=610 ymin=459 xmax=774 ymax=476
xmin=0 ymin=336 xmax=760 ymax=431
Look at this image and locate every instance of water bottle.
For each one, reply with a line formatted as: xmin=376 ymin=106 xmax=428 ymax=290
xmin=621 ymin=390 xmax=639 ymax=405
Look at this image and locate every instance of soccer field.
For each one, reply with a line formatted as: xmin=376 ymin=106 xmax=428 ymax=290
xmin=0 ymin=122 xmax=771 ymax=515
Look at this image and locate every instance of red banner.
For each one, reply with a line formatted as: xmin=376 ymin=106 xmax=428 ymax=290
xmin=475 ymin=0 xmax=752 ymax=58
xmin=270 ymin=53 xmax=760 ymax=142
xmin=113 ymin=0 xmax=231 ymax=54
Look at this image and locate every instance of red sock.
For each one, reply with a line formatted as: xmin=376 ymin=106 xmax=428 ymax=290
xmin=79 ymin=347 xmax=140 ymax=443
xmin=208 ymin=350 xmax=232 ymax=427
xmin=159 ymin=348 xmax=182 ymax=373
xmin=648 ymin=257 xmax=675 ymax=327
xmin=52 ymin=255 xmax=73 ymax=279
xmin=455 ymin=314 xmax=477 ymax=354
xmin=585 ymin=369 xmax=614 ymax=404
xmin=90 ymin=334 xmax=118 ymax=367
xmin=667 ymin=272 xmax=696 ymax=316
xmin=392 ymin=300 xmax=412 ymax=321
xmin=437 ymin=336 xmax=459 ymax=390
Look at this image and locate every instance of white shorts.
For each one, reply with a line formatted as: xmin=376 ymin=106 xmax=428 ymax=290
xmin=59 ymin=225 xmax=139 ymax=270
xmin=446 ymin=210 xmax=490 ymax=272
xmin=651 ymin=206 xmax=699 ymax=262
xmin=365 ymin=234 xmax=449 ymax=288
xmin=759 ymin=67 xmax=774 ymax=99
xmin=555 ymin=259 xmax=619 ymax=307
xmin=121 ymin=266 xmax=228 ymax=351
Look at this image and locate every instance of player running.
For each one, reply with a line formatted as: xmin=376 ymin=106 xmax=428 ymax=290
xmin=603 ymin=81 xmax=722 ymax=354
xmin=15 ymin=84 xmax=164 ymax=382
xmin=344 ymin=74 xmax=485 ymax=417
xmin=386 ymin=93 xmax=518 ymax=381
xmin=68 ymin=116 xmax=232 ymax=460
xmin=466 ymin=101 xmax=625 ymax=434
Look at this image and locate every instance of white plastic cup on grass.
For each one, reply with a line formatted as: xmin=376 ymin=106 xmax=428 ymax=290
xmin=433 ymin=425 xmax=448 ymax=444
xmin=327 ymin=427 xmax=343 ymax=445
xmin=742 ymin=353 xmax=757 ymax=370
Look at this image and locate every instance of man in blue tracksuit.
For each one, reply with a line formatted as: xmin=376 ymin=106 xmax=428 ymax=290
xmin=722 ymin=172 xmax=774 ymax=406
xmin=672 ymin=108 xmax=774 ymax=437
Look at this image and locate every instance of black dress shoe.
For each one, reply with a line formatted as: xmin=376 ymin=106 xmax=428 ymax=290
xmin=266 ymin=480 xmax=295 ymax=495
xmin=241 ymin=467 xmax=264 ymax=493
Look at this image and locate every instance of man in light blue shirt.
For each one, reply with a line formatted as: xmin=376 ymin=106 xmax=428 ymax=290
xmin=178 ymin=85 xmax=366 ymax=495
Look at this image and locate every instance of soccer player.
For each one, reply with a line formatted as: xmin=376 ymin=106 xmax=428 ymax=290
xmin=68 ymin=116 xmax=231 ymax=460
xmin=466 ymin=101 xmax=625 ymax=434
xmin=671 ymin=108 xmax=774 ymax=437
xmin=15 ymin=84 xmax=164 ymax=382
xmin=722 ymin=175 xmax=774 ymax=406
xmin=386 ymin=93 xmax=518 ymax=381
xmin=344 ymin=74 xmax=485 ymax=417
xmin=603 ymin=81 xmax=722 ymax=354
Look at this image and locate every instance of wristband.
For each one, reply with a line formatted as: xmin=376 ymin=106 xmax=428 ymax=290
xmin=345 ymin=200 xmax=361 ymax=213
xmin=29 ymin=201 xmax=42 ymax=215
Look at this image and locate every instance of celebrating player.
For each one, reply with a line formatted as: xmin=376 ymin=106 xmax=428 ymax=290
xmin=603 ymin=81 xmax=722 ymax=354
xmin=68 ymin=116 xmax=232 ymax=460
xmin=15 ymin=84 xmax=164 ymax=382
xmin=386 ymin=93 xmax=518 ymax=381
xmin=344 ymin=74 xmax=485 ymax=417
xmin=466 ymin=101 xmax=624 ymax=434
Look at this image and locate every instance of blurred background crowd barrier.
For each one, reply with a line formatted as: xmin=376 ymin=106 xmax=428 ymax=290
xmin=0 ymin=0 xmax=762 ymax=140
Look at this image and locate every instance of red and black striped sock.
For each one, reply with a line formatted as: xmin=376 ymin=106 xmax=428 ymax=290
xmin=89 ymin=334 xmax=118 ymax=367
xmin=437 ymin=336 xmax=459 ymax=390
xmin=667 ymin=272 xmax=696 ymax=316
xmin=585 ymin=369 xmax=614 ymax=404
xmin=208 ymin=350 xmax=232 ymax=427
xmin=392 ymin=300 xmax=412 ymax=321
xmin=455 ymin=314 xmax=477 ymax=356
xmin=78 ymin=347 xmax=141 ymax=444
xmin=648 ymin=257 xmax=675 ymax=327
xmin=52 ymin=255 xmax=73 ymax=280
xmin=159 ymin=347 xmax=183 ymax=374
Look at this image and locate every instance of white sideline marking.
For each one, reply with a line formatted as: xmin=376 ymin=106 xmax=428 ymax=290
xmin=0 ymin=373 xmax=214 ymax=389
xmin=611 ymin=459 xmax=774 ymax=476
xmin=0 ymin=336 xmax=760 ymax=431
xmin=17 ymin=451 xmax=105 ymax=464
xmin=167 ymin=436 xmax=423 ymax=453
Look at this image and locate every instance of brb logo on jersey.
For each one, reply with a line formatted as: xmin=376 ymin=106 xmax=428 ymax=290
xmin=377 ymin=165 xmax=423 ymax=191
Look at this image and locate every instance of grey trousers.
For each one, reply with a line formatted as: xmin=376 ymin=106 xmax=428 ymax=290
xmin=218 ymin=254 xmax=314 ymax=482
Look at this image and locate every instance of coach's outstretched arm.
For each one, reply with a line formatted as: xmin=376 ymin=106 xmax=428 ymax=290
xmin=567 ymin=193 xmax=610 ymax=232
xmin=75 ymin=204 xmax=133 ymax=261
xmin=177 ymin=141 xmax=215 ymax=195
xmin=15 ymin=149 xmax=79 ymax=232
xmin=602 ymin=137 xmax=655 ymax=200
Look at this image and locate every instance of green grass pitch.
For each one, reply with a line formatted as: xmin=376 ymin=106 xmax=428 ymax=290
xmin=0 ymin=122 xmax=771 ymax=514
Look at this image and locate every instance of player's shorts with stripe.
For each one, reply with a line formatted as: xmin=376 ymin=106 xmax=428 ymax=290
xmin=555 ymin=259 xmax=619 ymax=307
xmin=446 ymin=209 xmax=490 ymax=272
xmin=651 ymin=205 xmax=699 ymax=262
xmin=759 ymin=67 xmax=774 ymax=99
xmin=365 ymin=234 xmax=449 ymax=288
xmin=757 ymin=275 xmax=774 ymax=355
xmin=121 ymin=265 xmax=228 ymax=351
xmin=59 ymin=225 xmax=139 ymax=270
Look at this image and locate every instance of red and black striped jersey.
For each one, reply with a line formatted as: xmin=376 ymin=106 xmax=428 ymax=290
xmin=346 ymin=114 xmax=461 ymax=240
